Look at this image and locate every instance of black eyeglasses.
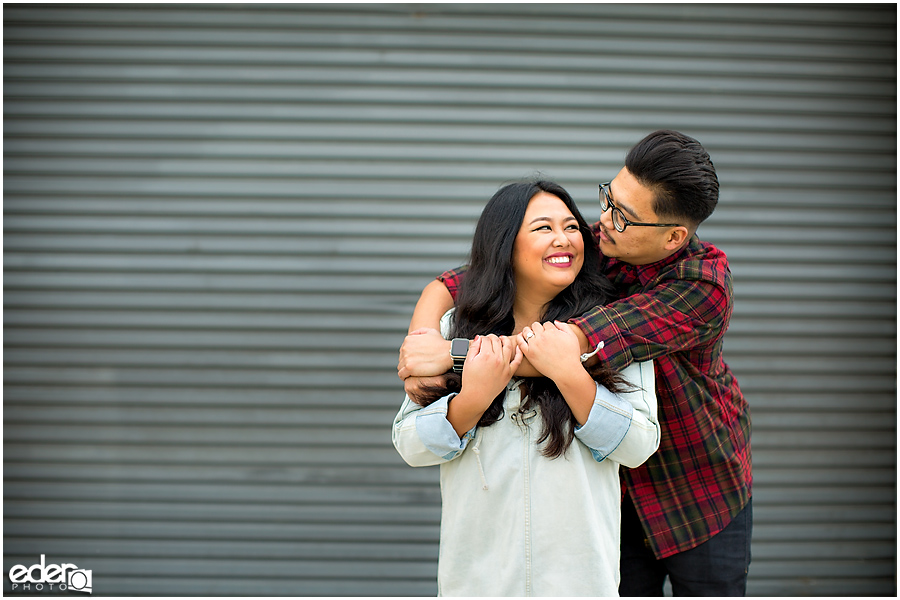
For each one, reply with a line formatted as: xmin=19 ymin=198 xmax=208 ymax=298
xmin=599 ymin=182 xmax=681 ymax=232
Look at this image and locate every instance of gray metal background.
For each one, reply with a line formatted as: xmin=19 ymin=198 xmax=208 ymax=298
xmin=3 ymin=3 xmax=896 ymax=596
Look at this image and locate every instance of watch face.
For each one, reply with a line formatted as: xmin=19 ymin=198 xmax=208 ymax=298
xmin=450 ymin=338 xmax=469 ymax=357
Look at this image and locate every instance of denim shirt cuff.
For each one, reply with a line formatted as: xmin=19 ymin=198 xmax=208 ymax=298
xmin=574 ymin=382 xmax=634 ymax=462
xmin=415 ymin=393 xmax=476 ymax=460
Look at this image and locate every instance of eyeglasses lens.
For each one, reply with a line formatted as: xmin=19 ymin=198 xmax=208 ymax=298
xmin=600 ymin=184 xmax=627 ymax=232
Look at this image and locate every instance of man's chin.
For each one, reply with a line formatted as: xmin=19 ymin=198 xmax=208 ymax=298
xmin=598 ymin=238 xmax=618 ymax=256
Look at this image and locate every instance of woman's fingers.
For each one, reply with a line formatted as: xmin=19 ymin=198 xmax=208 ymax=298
xmin=509 ymin=344 xmax=524 ymax=372
xmin=479 ymin=333 xmax=499 ymax=356
xmin=466 ymin=334 xmax=482 ymax=360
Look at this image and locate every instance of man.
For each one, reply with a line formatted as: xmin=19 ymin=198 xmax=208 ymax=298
xmin=398 ymin=130 xmax=752 ymax=596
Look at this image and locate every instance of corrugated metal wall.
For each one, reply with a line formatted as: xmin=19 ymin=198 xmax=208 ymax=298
xmin=4 ymin=3 xmax=895 ymax=596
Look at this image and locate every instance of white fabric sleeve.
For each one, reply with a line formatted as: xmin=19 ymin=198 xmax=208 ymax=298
xmin=392 ymin=393 xmax=475 ymax=466
xmin=573 ymin=382 xmax=635 ymax=461
xmin=574 ymin=360 xmax=660 ymax=467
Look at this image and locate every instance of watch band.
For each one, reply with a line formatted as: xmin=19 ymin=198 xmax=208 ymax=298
xmin=450 ymin=338 xmax=469 ymax=374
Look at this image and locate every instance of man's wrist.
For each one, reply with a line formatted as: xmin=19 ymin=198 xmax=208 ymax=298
xmin=427 ymin=339 xmax=453 ymax=374
xmin=566 ymin=321 xmax=592 ymax=354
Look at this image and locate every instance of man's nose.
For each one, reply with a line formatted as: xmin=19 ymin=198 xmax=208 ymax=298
xmin=599 ymin=207 xmax=615 ymax=230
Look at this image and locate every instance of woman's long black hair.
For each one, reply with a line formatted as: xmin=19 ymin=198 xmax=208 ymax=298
xmin=415 ymin=179 xmax=629 ymax=458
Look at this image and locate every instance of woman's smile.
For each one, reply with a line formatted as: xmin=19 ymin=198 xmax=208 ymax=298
xmin=545 ymin=252 xmax=574 ymax=267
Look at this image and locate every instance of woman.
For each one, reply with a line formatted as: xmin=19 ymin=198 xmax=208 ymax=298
xmin=392 ymin=180 xmax=660 ymax=596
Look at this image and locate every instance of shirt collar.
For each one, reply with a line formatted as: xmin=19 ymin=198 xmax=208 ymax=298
xmin=604 ymin=235 xmax=699 ymax=287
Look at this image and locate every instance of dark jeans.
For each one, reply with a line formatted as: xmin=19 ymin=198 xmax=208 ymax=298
xmin=619 ymin=494 xmax=752 ymax=596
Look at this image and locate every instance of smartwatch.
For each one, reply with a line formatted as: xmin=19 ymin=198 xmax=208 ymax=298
xmin=450 ymin=338 xmax=470 ymax=373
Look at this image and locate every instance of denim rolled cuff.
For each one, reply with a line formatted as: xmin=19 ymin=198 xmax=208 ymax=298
xmin=415 ymin=393 xmax=475 ymax=460
xmin=574 ymin=382 xmax=634 ymax=462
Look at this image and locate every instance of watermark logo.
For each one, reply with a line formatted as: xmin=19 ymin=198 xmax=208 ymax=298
xmin=8 ymin=555 xmax=92 ymax=594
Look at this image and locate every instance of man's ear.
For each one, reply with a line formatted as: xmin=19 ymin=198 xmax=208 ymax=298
xmin=664 ymin=226 xmax=690 ymax=251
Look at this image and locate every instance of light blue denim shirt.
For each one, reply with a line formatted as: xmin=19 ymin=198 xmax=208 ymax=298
xmin=391 ymin=359 xmax=659 ymax=597
xmin=412 ymin=380 xmax=635 ymax=463
xmin=413 ymin=392 xmax=475 ymax=461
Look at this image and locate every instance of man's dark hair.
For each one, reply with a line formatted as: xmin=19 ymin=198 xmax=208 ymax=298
xmin=625 ymin=129 xmax=719 ymax=228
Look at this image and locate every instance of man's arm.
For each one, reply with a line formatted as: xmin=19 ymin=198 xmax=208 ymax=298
xmin=398 ymin=273 xmax=542 ymax=382
xmin=397 ymin=280 xmax=455 ymax=381
xmin=569 ymin=276 xmax=731 ymax=372
xmin=408 ymin=279 xmax=454 ymax=334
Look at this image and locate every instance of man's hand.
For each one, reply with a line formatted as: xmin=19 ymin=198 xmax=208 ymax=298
xmin=398 ymin=328 xmax=452 ymax=380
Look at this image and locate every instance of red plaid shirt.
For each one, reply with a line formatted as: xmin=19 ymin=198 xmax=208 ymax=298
xmin=439 ymin=231 xmax=751 ymax=559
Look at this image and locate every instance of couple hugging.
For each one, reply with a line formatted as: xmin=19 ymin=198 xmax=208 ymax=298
xmin=393 ymin=130 xmax=752 ymax=597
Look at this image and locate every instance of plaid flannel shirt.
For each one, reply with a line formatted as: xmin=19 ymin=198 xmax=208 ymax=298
xmin=438 ymin=231 xmax=751 ymax=559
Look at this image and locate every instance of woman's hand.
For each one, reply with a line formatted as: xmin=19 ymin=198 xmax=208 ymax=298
xmin=516 ymin=321 xmax=595 ymax=425
xmin=447 ymin=334 xmax=523 ymax=435
xmin=461 ymin=334 xmax=523 ymax=406
xmin=516 ymin=321 xmax=583 ymax=381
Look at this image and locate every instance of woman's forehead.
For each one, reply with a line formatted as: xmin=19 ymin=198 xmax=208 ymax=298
xmin=523 ymin=192 xmax=575 ymax=219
